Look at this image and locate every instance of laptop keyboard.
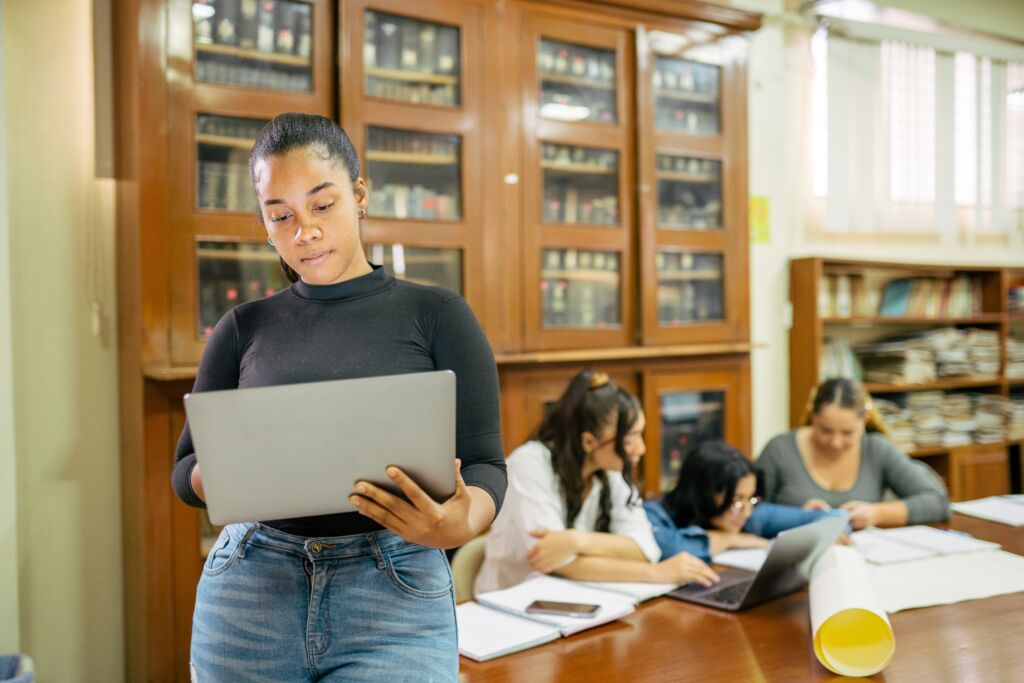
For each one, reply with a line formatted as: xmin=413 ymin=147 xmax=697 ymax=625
xmin=703 ymin=580 xmax=753 ymax=605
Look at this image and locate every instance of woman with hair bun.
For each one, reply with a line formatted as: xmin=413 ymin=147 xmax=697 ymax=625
xmin=757 ymin=378 xmax=950 ymax=530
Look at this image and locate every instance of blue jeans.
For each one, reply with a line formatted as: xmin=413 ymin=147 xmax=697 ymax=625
xmin=190 ymin=523 xmax=457 ymax=682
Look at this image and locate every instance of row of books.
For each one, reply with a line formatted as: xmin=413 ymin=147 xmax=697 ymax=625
xmin=370 ymin=129 xmax=458 ymax=158
xmin=654 ymin=102 xmax=720 ymax=135
xmin=875 ymin=392 xmax=1021 ymax=450
xmin=542 ymin=190 xmax=619 ymax=225
xmin=195 ymin=58 xmax=311 ymax=92
xmin=364 ymin=11 xmax=459 ymax=76
xmin=657 ymin=280 xmax=724 ymax=325
xmin=657 ymin=155 xmax=719 ymax=177
xmin=657 ymin=185 xmax=721 ymax=229
xmin=542 ymin=277 xmax=620 ymax=328
xmin=817 ymin=274 xmax=987 ymax=319
xmin=198 ymin=157 xmax=258 ymax=213
xmin=653 ymin=58 xmax=718 ymax=97
xmin=364 ymin=78 xmax=458 ymax=106
xmin=365 ymin=184 xmax=460 ymax=221
xmin=543 ymin=144 xmax=617 ymax=171
xmin=194 ymin=0 xmax=312 ymax=58
xmin=538 ymin=40 xmax=615 ymax=83
xmin=197 ymin=114 xmax=265 ymax=141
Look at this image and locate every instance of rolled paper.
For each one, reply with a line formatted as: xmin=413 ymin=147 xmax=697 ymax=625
xmin=810 ymin=545 xmax=895 ymax=677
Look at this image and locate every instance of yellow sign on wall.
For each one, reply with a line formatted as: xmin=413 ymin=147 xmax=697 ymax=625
xmin=750 ymin=195 xmax=770 ymax=244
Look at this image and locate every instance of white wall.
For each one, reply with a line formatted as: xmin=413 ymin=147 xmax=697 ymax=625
xmin=0 ymin=2 xmax=21 ymax=654
xmin=2 ymin=0 xmax=123 ymax=680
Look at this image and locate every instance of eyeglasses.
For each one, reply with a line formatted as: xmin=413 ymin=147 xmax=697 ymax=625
xmin=725 ymin=496 xmax=759 ymax=515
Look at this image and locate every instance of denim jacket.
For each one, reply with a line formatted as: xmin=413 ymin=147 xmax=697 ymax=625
xmin=642 ymin=499 xmax=842 ymax=563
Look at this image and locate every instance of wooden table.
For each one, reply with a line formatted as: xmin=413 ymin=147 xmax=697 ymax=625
xmin=459 ymin=514 xmax=1023 ymax=682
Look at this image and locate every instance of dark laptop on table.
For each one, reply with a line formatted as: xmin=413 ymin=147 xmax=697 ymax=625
xmin=668 ymin=514 xmax=847 ymax=612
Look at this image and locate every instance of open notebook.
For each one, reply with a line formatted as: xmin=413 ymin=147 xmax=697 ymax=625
xmin=458 ymin=575 xmax=669 ymax=661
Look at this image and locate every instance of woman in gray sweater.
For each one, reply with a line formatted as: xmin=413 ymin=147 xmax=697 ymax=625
xmin=757 ymin=378 xmax=950 ymax=530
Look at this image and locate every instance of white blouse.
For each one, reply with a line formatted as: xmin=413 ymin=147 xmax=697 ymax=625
xmin=474 ymin=440 xmax=661 ymax=595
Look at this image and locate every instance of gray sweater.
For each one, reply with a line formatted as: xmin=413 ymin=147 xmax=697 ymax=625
xmin=756 ymin=431 xmax=950 ymax=525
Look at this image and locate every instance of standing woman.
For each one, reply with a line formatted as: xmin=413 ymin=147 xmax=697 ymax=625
xmin=171 ymin=113 xmax=506 ymax=682
xmin=757 ymin=378 xmax=949 ymax=530
xmin=474 ymin=369 xmax=719 ymax=594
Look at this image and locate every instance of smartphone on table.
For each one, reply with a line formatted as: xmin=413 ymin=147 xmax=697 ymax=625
xmin=525 ymin=599 xmax=601 ymax=618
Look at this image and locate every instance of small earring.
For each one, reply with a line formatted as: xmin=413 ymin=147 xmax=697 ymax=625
xmin=267 ymin=238 xmax=274 ymax=246
xmin=358 ymin=208 xmax=366 ymax=219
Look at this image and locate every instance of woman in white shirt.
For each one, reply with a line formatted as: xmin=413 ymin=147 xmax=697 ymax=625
xmin=475 ymin=369 xmax=720 ymax=594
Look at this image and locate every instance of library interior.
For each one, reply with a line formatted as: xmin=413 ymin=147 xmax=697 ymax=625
xmin=1 ymin=0 xmax=1023 ymax=681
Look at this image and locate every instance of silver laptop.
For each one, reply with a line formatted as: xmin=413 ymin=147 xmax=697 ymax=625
xmin=668 ymin=514 xmax=848 ymax=611
xmin=183 ymin=370 xmax=457 ymax=525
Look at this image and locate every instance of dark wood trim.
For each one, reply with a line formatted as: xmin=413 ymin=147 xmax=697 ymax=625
xmin=583 ymin=0 xmax=762 ymax=31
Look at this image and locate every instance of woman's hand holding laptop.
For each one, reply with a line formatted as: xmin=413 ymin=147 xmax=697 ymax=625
xmin=350 ymin=458 xmax=496 ymax=550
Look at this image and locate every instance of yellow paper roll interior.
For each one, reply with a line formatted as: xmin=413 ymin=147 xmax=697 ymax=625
xmin=813 ymin=607 xmax=895 ymax=677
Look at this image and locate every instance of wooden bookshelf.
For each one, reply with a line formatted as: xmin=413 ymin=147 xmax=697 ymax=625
xmin=790 ymin=257 xmax=1024 ymax=502
xmin=195 ymin=42 xmax=312 ymax=67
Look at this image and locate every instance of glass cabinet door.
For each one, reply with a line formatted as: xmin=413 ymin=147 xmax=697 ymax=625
xmin=193 ymin=0 xmax=314 ymax=92
xmin=365 ymin=126 xmax=462 ymax=220
xmin=656 ymin=154 xmax=722 ymax=230
xmin=656 ymin=250 xmax=724 ymax=326
xmin=653 ymin=56 xmax=720 ymax=134
xmin=541 ymin=144 xmax=619 ymax=226
xmin=197 ymin=240 xmax=290 ymax=337
xmin=363 ymin=10 xmax=460 ymax=106
xmin=367 ymin=243 xmax=462 ymax=293
xmin=537 ymin=38 xmax=617 ymax=123
xmin=541 ymin=248 xmax=621 ymax=329
xmin=658 ymin=389 xmax=725 ymax=492
xmin=196 ymin=113 xmax=267 ymax=213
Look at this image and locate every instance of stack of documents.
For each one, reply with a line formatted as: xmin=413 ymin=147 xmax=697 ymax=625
xmin=1006 ymin=337 xmax=1024 ymax=378
xmin=973 ymin=394 xmax=1008 ymax=443
xmin=907 ymin=391 xmax=945 ymax=446
xmin=1009 ymin=400 xmax=1024 ymax=440
xmin=851 ymin=525 xmax=1000 ymax=564
xmin=457 ymin=575 xmax=649 ymax=661
xmin=964 ymin=328 xmax=1000 ymax=375
xmin=875 ymin=398 xmax=915 ymax=451
xmin=951 ymin=495 xmax=1024 ymax=527
xmin=940 ymin=394 xmax=975 ymax=446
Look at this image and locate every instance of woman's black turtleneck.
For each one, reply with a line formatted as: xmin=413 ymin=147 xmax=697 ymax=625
xmin=172 ymin=265 xmax=507 ymax=538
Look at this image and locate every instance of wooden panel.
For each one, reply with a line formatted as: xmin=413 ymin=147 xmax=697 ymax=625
xmin=951 ymin=444 xmax=1010 ymax=502
xmin=520 ymin=10 xmax=636 ymax=351
xmin=641 ymin=355 xmax=751 ymax=495
xmin=788 ymin=258 xmax=822 ymax=426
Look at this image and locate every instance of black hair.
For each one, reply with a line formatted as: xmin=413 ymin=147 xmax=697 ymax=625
xmin=660 ymin=440 xmax=754 ymax=529
xmin=533 ymin=369 xmax=625 ymax=531
xmin=248 ymin=112 xmax=362 ymax=282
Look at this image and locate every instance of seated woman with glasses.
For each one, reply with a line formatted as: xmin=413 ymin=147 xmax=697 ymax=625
xmin=644 ymin=440 xmax=840 ymax=562
xmin=474 ymin=369 xmax=721 ymax=594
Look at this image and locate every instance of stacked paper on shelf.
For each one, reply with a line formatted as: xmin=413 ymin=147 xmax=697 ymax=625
xmin=1008 ymin=400 xmax=1024 ymax=440
xmin=1006 ymin=338 xmax=1024 ymax=378
xmin=857 ymin=342 xmax=936 ymax=384
xmin=875 ymin=398 xmax=915 ymax=451
xmin=964 ymin=328 xmax=1000 ymax=375
xmin=973 ymin=394 xmax=1008 ymax=443
xmin=940 ymin=394 xmax=975 ymax=446
xmin=907 ymin=391 xmax=945 ymax=447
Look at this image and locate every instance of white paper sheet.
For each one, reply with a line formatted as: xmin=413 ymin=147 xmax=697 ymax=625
xmin=456 ymin=602 xmax=561 ymax=662
xmin=475 ymin=575 xmax=635 ymax=636
xmin=712 ymin=547 xmax=769 ymax=572
xmin=876 ymin=525 xmax=1000 ymax=554
xmin=809 ymin=546 xmax=895 ymax=677
xmin=867 ymin=549 xmax=1024 ymax=613
xmin=850 ymin=530 xmax=937 ymax=564
xmin=952 ymin=497 xmax=1024 ymax=527
xmin=581 ymin=580 xmax=678 ymax=603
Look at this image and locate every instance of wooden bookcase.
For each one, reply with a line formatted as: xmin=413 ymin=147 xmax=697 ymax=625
xmin=114 ymin=1 xmax=761 ymax=679
xmin=789 ymin=257 xmax=1024 ymax=502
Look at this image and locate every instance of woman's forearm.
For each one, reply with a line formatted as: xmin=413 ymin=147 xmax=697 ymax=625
xmin=872 ymin=500 xmax=908 ymax=527
xmin=552 ymin=555 xmax=660 ymax=583
xmin=572 ymin=531 xmax=647 ymax=562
